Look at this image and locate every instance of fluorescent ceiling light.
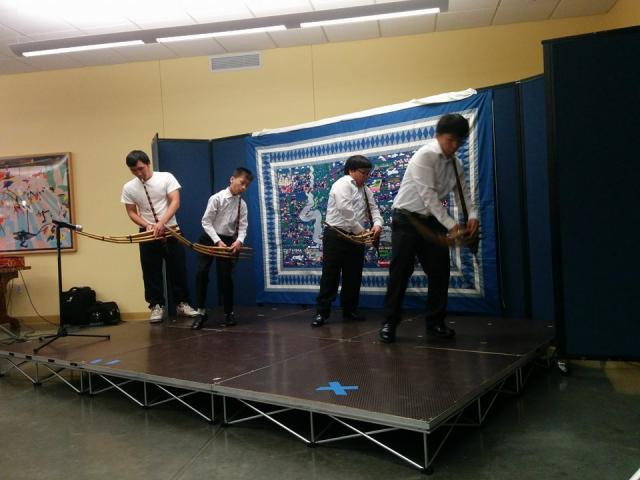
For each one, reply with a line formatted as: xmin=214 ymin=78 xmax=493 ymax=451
xmin=300 ymin=8 xmax=440 ymax=28
xmin=22 ymin=40 xmax=144 ymax=57
xmin=157 ymin=25 xmax=287 ymax=43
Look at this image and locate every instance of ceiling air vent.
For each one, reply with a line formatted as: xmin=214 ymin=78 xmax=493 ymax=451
xmin=209 ymin=52 xmax=261 ymax=72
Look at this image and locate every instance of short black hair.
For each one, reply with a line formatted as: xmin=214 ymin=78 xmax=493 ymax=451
xmin=344 ymin=155 xmax=372 ymax=175
xmin=126 ymin=150 xmax=150 ymax=168
xmin=436 ymin=113 xmax=470 ymax=140
xmin=233 ymin=167 xmax=254 ymax=181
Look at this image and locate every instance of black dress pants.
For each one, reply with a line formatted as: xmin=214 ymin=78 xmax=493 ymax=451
xmin=195 ymin=233 xmax=236 ymax=314
xmin=383 ymin=210 xmax=450 ymax=327
xmin=138 ymin=232 xmax=191 ymax=309
xmin=316 ymin=227 xmax=365 ymax=318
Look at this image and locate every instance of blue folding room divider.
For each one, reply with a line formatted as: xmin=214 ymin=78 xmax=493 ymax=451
xmin=154 ymin=137 xmax=217 ymax=308
xmin=210 ymin=135 xmax=256 ymax=305
xmin=155 ymin=135 xmax=257 ymax=309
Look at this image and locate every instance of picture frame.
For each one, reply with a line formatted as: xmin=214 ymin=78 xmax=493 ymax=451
xmin=0 ymin=152 xmax=76 ymax=254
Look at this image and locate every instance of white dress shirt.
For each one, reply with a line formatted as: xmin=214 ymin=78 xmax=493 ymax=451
xmin=393 ymin=139 xmax=477 ymax=230
xmin=325 ymin=175 xmax=383 ymax=234
xmin=121 ymin=172 xmax=181 ymax=227
xmin=201 ymin=188 xmax=248 ymax=244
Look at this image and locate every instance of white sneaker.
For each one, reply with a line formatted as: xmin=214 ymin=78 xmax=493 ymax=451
xmin=176 ymin=302 xmax=200 ymax=317
xmin=196 ymin=308 xmax=206 ymax=316
xmin=150 ymin=305 xmax=165 ymax=323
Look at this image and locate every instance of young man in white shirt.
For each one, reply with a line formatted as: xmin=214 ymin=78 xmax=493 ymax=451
xmin=312 ymin=155 xmax=383 ymax=327
xmin=191 ymin=167 xmax=253 ymax=329
xmin=379 ymin=114 xmax=479 ymax=343
xmin=121 ymin=150 xmax=199 ymax=323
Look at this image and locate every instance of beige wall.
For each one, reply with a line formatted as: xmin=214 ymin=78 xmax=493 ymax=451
xmin=1 ymin=3 xmax=637 ymax=319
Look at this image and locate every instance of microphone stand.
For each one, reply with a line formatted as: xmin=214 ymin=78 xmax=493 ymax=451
xmin=34 ymin=224 xmax=110 ymax=353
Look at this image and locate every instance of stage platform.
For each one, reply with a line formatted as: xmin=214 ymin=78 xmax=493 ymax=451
xmin=0 ymin=306 xmax=554 ymax=473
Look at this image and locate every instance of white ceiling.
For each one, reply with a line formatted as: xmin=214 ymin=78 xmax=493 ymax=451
xmin=0 ymin=0 xmax=619 ymax=75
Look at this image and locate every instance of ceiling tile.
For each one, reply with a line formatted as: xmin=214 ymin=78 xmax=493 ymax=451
xmin=79 ymin=22 xmax=140 ymax=35
xmin=183 ymin=2 xmax=254 ymax=24
xmin=161 ymin=38 xmax=227 ymax=57
xmin=552 ymin=0 xmax=618 ymax=19
xmin=436 ymin=8 xmax=495 ymax=31
xmin=0 ymin=23 xmax=21 ymax=41
xmin=25 ymin=30 xmax=86 ymax=42
xmin=380 ymin=14 xmax=436 ymax=37
xmin=498 ymin=0 xmax=558 ymax=6
xmin=245 ymin=0 xmax=313 ymax=16
xmin=214 ymin=32 xmax=277 ymax=52
xmin=118 ymin=0 xmax=195 ymax=28
xmin=493 ymin=0 xmax=559 ymax=25
xmin=0 ymin=11 xmax=75 ymax=36
xmin=128 ymin=16 xmax=197 ymax=30
xmin=448 ymin=0 xmax=499 ymax=12
xmin=269 ymin=26 xmax=327 ymax=47
xmin=310 ymin=0 xmax=374 ymax=9
xmin=54 ymin=6 xmax=130 ymax=30
xmin=322 ymin=21 xmax=380 ymax=42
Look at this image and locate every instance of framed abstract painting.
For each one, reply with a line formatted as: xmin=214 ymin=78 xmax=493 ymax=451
xmin=0 ymin=152 xmax=76 ymax=254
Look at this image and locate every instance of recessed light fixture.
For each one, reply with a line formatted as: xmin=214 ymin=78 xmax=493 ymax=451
xmin=10 ymin=1 xmax=448 ymax=57
xmin=157 ymin=25 xmax=287 ymax=43
xmin=22 ymin=40 xmax=145 ymax=57
xmin=300 ymin=8 xmax=440 ymax=28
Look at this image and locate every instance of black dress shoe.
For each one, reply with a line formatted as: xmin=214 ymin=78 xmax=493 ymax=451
xmin=220 ymin=312 xmax=236 ymax=327
xmin=379 ymin=323 xmax=396 ymax=343
xmin=343 ymin=311 xmax=366 ymax=321
xmin=427 ymin=323 xmax=456 ymax=338
xmin=191 ymin=313 xmax=207 ymax=330
xmin=311 ymin=313 xmax=326 ymax=327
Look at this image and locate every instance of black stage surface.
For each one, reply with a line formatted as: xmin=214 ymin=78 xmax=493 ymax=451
xmin=0 ymin=306 xmax=554 ymax=472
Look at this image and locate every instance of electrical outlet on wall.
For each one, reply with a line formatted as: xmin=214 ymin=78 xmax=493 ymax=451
xmin=15 ymin=285 xmax=23 ymax=294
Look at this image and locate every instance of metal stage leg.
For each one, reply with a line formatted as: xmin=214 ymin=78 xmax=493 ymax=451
xmin=223 ymin=396 xmax=228 ymax=425
xmin=315 ymin=426 xmax=398 ymax=444
xmin=0 ymin=357 xmax=37 ymax=383
xmin=150 ymin=384 xmax=213 ymax=423
xmin=0 ymin=323 xmax=21 ymax=341
xmin=325 ymin=415 xmax=424 ymax=471
xmin=309 ymin=412 xmax=315 ymax=445
xmin=223 ymin=397 xmax=310 ymax=444
xmin=36 ymin=364 xmax=85 ymax=394
xmin=92 ymin=374 xmax=143 ymax=407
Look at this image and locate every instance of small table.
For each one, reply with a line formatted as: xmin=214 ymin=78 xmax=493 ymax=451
xmin=0 ymin=266 xmax=31 ymax=332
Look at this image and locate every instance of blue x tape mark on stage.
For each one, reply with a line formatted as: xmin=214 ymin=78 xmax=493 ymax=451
xmin=89 ymin=358 xmax=102 ymax=364
xmin=316 ymin=381 xmax=359 ymax=396
xmin=104 ymin=360 xmax=120 ymax=366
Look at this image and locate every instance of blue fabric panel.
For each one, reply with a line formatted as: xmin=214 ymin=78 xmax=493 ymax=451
xmin=156 ymin=140 xmax=215 ymax=306
xmin=519 ymin=77 xmax=554 ymax=322
xmin=545 ymin=28 xmax=640 ymax=358
xmin=246 ymin=91 xmax=499 ymax=314
xmin=211 ymin=135 xmax=257 ymax=305
xmin=492 ymin=84 xmax=528 ymax=318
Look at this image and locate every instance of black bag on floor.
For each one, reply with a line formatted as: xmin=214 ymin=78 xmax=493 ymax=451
xmin=61 ymin=287 xmax=96 ymax=325
xmin=86 ymin=301 xmax=121 ymax=326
